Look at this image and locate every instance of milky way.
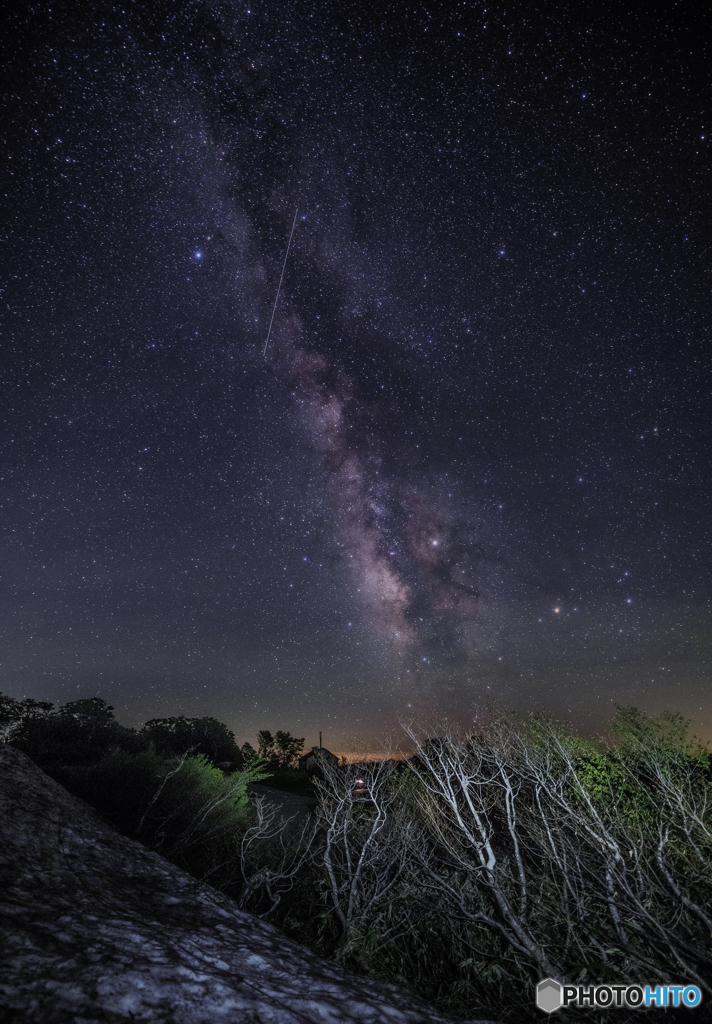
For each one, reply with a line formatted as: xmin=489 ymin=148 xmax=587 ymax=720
xmin=282 ymin=298 xmax=487 ymax=664
xmin=1 ymin=0 xmax=710 ymax=746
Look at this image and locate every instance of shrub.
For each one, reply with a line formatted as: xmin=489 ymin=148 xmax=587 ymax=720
xmin=56 ymin=745 xmax=268 ymax=889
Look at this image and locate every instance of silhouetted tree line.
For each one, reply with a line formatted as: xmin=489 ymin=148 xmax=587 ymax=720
xmin=257 ymin=728 xmax=306 ymax=768
xmin=0 ymin=692 xmax=306 ymax=770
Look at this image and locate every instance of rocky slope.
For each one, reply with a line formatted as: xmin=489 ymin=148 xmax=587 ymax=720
xmin=0 ymin=745 xmax=499 ymax=1024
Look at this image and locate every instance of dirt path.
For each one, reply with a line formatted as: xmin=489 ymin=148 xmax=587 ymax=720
xmin=248 ymin=782 xmax=317 ymax=829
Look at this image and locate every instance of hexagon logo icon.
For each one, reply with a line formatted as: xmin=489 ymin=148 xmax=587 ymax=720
xmin=536 ymin=978 xmax=562 ymax=1013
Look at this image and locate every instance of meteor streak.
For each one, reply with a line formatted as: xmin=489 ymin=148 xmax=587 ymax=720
xmin=262 ymin=207 xmax=298 ymax=357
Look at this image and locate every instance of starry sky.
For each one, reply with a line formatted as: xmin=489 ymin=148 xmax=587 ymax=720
xmin=2 ymin=0 xmax=710 ymax=749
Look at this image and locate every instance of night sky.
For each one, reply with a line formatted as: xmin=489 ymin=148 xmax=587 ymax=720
xmin=2 ymin=1 xmax=710 ymax=750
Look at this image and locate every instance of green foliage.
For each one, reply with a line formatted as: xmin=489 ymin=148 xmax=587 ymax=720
xmin=573 ymin=748 xmax=657 ymax=827
xmin=611 ymin=705 xmax=696 ymax=754
xmin=138 ymin=753 xmax=254 ymax=867
xmin=147 ymin=752 xmax=271 ymax=887
xmin=532 ymin=707 xmax=710 ymax=831
xmin=570 ymin=707 xmax=711 ymax=828
xmin=54 ymin=745 xmax=268 ymax=888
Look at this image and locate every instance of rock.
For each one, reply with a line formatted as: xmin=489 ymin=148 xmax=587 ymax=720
xmin=0 ymin=746 xmax=499 ymax=1024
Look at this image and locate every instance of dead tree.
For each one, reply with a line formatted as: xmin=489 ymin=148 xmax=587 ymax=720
xmin=403 ymin=717 xmax=712 ymax=991
xmin=312 ymin=752 xmax=420 ymax=965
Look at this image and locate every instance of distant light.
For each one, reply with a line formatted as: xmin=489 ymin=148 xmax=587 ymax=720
xmin=194 ymin=251 xmax=202 ymax=260
xmin=554 ymin=607 xmax=560 ymax=613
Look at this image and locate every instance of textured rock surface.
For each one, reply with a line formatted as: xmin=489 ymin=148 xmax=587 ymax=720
xmin=0 ymin=746 xmax=499 ymax=1023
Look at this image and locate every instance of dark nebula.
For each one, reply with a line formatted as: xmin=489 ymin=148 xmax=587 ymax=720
xmin=1 ymin=1 xmax=710 ymax=748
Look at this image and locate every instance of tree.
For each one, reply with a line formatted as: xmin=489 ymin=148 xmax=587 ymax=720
xmin=0 ymin=692 xmax=24 ymax=741
xmin=312 ymin=750 xmax=414 ymax=966
xmin=274 ymin=730 xmax=305 ymax=769
xmin=256 ymin=729 xmax=304 ymax=768
xmin=9 ymin=696 xmax=127 ymax=765
xmin=403 ymin=719 xmax=562 ymax=980
xmin=58 ymin=697 xmax=116 ymax=728
xmin=612 ymin=704 xmax=700 ymax=755
xmin=17 ymin=697 xmax=54 ymax=718
xmin=402 ymin=714 xmax=712 ymax=996
xmin=257 ymin=729 xmax=275 ymax=761
xmin=142 ymin=716 xmax=241 ymax=766
xmin=63 ymin=745 xmax=269 ymax=891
